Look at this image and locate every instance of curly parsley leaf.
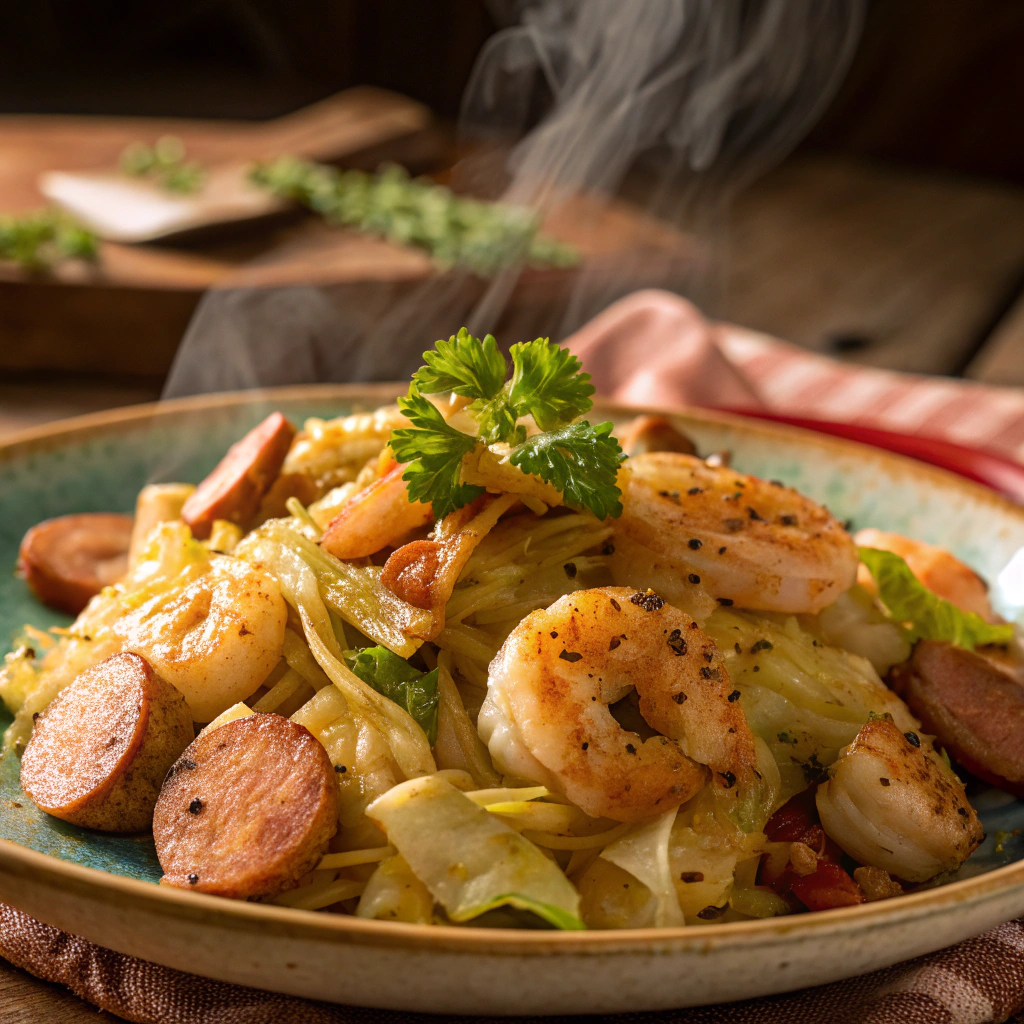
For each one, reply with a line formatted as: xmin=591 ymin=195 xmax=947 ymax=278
xmin=510 ymin=421 xmax=624 ymax=520
xmin=858 ymin=547 xmax=1014 ymax=650
xmin=412 ymin=328 xmax=507 ymax=401
xmin=392 ymin=388 xmax=483 ymax=517
xmin=507 ymin=338 xmax=594 ymax=431
xmin=469 ymin=395 xmax=519 ymax=446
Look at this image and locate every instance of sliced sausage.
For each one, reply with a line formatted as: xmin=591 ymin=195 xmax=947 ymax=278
xmin=619 ymin=415 xmax=696 ymax=457
xmin=18 ymin=513 xmax=134 ymax=615
xmin=889 ymin=640 xmax=1024 ymax=795
xmin=128 ymin=483 xmax=195 ymax=568
xmin=20 ymin=652 xmax=193 ymax=832
xmin=153 ymin=713 xmax=339 ymax=900
xmin=181 ymin=412 xmax=296 ymax=539
xmin=320 ymin=462 xmax=433 ymax=560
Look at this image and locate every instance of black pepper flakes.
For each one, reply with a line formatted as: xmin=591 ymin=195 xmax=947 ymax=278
xmin=747 ymin=507 xmax=765 ymax=521
xmin=717 ymin=597 xmax=734 ymax=606
xmin=718 ymin=771 xmax=736 ymax=789
xmin=187 ymin=873 xmax=199 ymax=885
xmin=750 ymin=639 xmax=773 ymax=654
xmin=734 ymin=643 xmax=742 ymax=654
xmin=727 ymin=690 xmax=741 ymax=702
xmin=957 ymin=806 xmax=968 ymax=817
xmin=629 ymin=590 xmax=665 ymax=612
xmin=188 ymin=798 xmax=203 ymax=815
xmin=335 ymin=765 xmax=347 ymax=774
xmin=718 ymin=546 xmax=727 ymax=554
xmin=609 ymin=598 xmax=621 ymax=612
xmin=672 ymin=692 xmax=687 ymax=704
xmin=700 ymin=666 xmax=722 ymax=680
xmin=582 ymin=742 xmax=589 ymax=751
xmin=625 ymin=743 xmax=637 ymax=755
xmin=753 ymin=665 xmax=760 ymax=672
xmin=559 ymin=650 xmax=583 ymax=663
xmin=688 ymin=538 xmax=702 ymax=550
xmin=680 ymin=871 xmax=705 ymax=883
xmin=609 ymin=636 xmax=622 ymax=651
xmin=779 ymin=514 xmax=798 ymax=527
xmin=688 ymin=573 xmax=701 ymax=585
xmin=564 ymin=562 xmax=578 ymax=579
xmin=688 ymin=487 xmax=703 ymax=495
xmin=879 ymin=777 xmax=890 ymax=786
xmin=550 ymin=631 xmax=559 ymax=639
xmin=602 ymin=541 xmax=616 ymax=555
xmin=904 ymin=731 xmax=921 ymax=747
xmin=666 ymin=629 xmax=687 ymax=656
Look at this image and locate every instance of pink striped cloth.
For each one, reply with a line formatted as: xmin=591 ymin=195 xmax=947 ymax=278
xmin=564 ymin=290 xmax=1024 ymax=463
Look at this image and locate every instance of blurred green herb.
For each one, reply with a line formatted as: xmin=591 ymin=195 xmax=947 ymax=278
xmin=121 ymin=136 xmax=206 ymax=194
xmin=0 ymin=209 xmax=98 ymax=272
xmin=248 ymin=157 xmax=580 ymax=277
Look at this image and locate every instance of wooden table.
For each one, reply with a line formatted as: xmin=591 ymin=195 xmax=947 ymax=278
xmin=1 ymin=959 xmax=122 ymax=1024
xmin=3 ymin=132 xmax=1024 ymax=399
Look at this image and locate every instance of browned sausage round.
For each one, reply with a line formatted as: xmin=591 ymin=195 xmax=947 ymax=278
xmin=20 ymin=652 xmax=194 ymax=832
xmin=889 ymin=640 xmax=1024 ymax=795
xmin=18 ymin=513 xmax=134 ymax=615
xmin=181 ymin=412 xmax=296 ymax=539
xmin=153 ymin=713 xmax=339 ymax=900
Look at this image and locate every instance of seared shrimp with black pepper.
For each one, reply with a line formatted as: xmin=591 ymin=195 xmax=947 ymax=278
xmin=816 ymin=716 xmax=983 ymax=882
xmin=478 ymin=586 xmax=758 ymax=822
xmin=614 ymin=452 xmax=858 ymax=615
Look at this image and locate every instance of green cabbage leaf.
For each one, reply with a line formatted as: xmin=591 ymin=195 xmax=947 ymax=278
xmin=858 ymin=547 xmax=1014 ymax=650
xmin=345 ymin=646 xmax=439 ymax=746
xmin=366 ymin=775 xmax=584 ymax=929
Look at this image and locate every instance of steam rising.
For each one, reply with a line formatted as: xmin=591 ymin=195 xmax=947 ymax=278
xmin=164 ymin=0 xmax=864 ymax=400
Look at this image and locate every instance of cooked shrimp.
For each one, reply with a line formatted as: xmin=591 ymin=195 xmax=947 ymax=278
xmin=616 ymin=453 xmax=858 ymax=614
xmin=854 ymin=529 xmax=994 ymax=621
xmin=119 ymin=557 xmax=287 ymax=723
xmin=478 ymin=586 xmax=758 ymax=822
xmin=815 ymin=717 xmax=982 ymax=883
xmin=319 ymin=461 xmax=433 ymax=560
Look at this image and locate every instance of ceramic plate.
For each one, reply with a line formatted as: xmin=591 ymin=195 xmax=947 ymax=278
xmin=1 ymin=386 xmax=1023 ymax=1016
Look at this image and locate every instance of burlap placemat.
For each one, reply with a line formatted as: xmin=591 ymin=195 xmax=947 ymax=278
xmin=3 ymin=903 xmax=1024 ymax=1023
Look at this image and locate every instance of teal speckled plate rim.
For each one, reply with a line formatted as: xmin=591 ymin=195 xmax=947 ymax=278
xmin=1 ymin=384 xmax=1023 ymax=954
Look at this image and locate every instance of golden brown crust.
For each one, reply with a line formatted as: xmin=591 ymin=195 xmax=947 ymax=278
xmin=20 ymin=652 xmax=193 ymax=832
xmin=848 ymin=717 xmax=984 ymax=860
xmin=181 ymin=412 xmax=296 ymax=539
xmin=18 ymin=513 xmax=134 ymax=615
xmin=153 ymin=713 xmax=339 ymax=900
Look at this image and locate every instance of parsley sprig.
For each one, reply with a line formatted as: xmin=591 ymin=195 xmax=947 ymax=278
xmin=249 ymin=158 xmax=579 ymax=277
xmin=0 ymin=209 xmax=97 ymax=272
xmin=390 ymin=329 xmax=624 ymax=519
